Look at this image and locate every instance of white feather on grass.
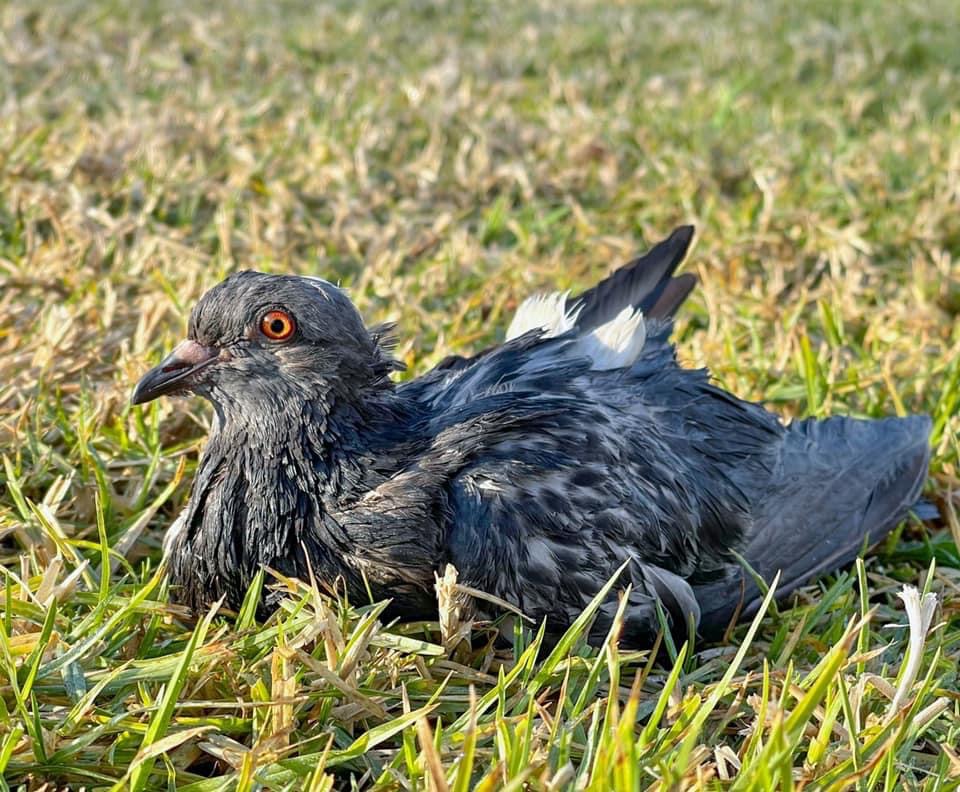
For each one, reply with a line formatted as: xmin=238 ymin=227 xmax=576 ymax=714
xmin=887 ymin=584 xmax=938 ymax=720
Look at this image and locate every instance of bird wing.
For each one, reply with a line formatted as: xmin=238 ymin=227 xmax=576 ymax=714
xmin=404 ymin=337 xmax=780 ymax=638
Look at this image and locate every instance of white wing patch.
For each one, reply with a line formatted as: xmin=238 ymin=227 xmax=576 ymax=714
xmin=576 ymin=306 xmax=647 ymax=371
xmin=507 ymin=290 xmax=648 ymax=370
xmin=506 ymin=291 xmax=581 ymax=340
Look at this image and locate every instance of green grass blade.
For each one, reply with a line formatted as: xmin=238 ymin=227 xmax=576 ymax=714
xmin=123 ymin=599 xmax=222 ymax=792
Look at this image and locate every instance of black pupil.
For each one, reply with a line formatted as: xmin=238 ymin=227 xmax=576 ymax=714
xmin=270 ymin=318 xmax=286 ymax=335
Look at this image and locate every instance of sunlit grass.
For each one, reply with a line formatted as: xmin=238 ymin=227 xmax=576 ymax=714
xmin=1 ymin=0 xmax=959 ymax=788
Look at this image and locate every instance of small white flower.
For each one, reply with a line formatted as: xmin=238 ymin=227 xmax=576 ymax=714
xmin=887 ymin=585 xmax=938 ymax=719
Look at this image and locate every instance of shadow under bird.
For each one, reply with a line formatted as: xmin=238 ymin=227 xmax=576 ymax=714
xmin=132 ymin=226 xmax=932 ymax=645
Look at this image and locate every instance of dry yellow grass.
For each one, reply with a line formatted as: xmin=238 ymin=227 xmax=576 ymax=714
xmin=1 ymin=0 xmax=958 ymax=788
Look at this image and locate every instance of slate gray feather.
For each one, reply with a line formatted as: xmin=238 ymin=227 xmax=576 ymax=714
xmin=132 ymin=226 xmax=932 ymax=646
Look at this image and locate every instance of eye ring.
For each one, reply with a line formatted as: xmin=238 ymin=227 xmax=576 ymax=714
xmin=260 ymin=309 xmax=296 ymax=341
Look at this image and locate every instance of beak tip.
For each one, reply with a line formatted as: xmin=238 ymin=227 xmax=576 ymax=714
xmin=130 ymin=378 xmax=157 ymax=406
xmin=130 ymin=340 xmax=217 ymax=406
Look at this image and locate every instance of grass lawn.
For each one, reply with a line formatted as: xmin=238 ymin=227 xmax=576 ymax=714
xmin=2 ymin=0 xmax=959 ymax=788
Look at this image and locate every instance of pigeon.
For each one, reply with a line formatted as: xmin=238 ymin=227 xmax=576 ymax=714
xmin=132 ymin=226 xmax=932 ymax=645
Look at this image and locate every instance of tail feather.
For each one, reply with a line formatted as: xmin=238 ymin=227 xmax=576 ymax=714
xmin=646 ymin=273 xmax=698 ymax=320
xmin=457 ymin=226 xmax=698 ymax=373
xmin=570 ymin=225 xmax=696 ymax=331
xmin=695 ymin=414 xmax=932 ymax=639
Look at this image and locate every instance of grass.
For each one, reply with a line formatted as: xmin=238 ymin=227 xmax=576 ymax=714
xmin=1 ymin=0 xmax=959 ymax=788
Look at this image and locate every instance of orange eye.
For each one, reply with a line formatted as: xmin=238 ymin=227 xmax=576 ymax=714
xmin=260 ymin=310 xmax=296 ymax=341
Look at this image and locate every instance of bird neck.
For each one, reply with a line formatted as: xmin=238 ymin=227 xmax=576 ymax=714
xmin=209 ymin=384 xmax=409 ymax=500
xmin=172 ymin=386 xmax=416 ymax=609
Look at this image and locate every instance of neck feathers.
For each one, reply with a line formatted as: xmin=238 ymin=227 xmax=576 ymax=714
xmin=169 ymin=391 xmax=405 ymax=610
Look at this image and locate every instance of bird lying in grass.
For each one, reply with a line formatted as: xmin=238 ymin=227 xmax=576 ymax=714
xmin=132 ymin=226 xmax=932 ymax=646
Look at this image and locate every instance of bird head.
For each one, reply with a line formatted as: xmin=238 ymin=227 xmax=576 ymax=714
xmin=132 ymin=271 xmax=398 ymax=413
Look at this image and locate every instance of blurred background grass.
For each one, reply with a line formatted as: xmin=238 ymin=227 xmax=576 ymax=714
xmin=1 ymin=1 xmax=959 ymax=788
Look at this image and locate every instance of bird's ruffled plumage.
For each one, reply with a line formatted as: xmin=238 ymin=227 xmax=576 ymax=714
xmin=138 ymin=226 xmax=932 ymax=646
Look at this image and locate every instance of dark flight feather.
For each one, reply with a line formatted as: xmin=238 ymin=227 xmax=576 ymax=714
xmin=569 ymin=224 xmax=696 ymax=329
